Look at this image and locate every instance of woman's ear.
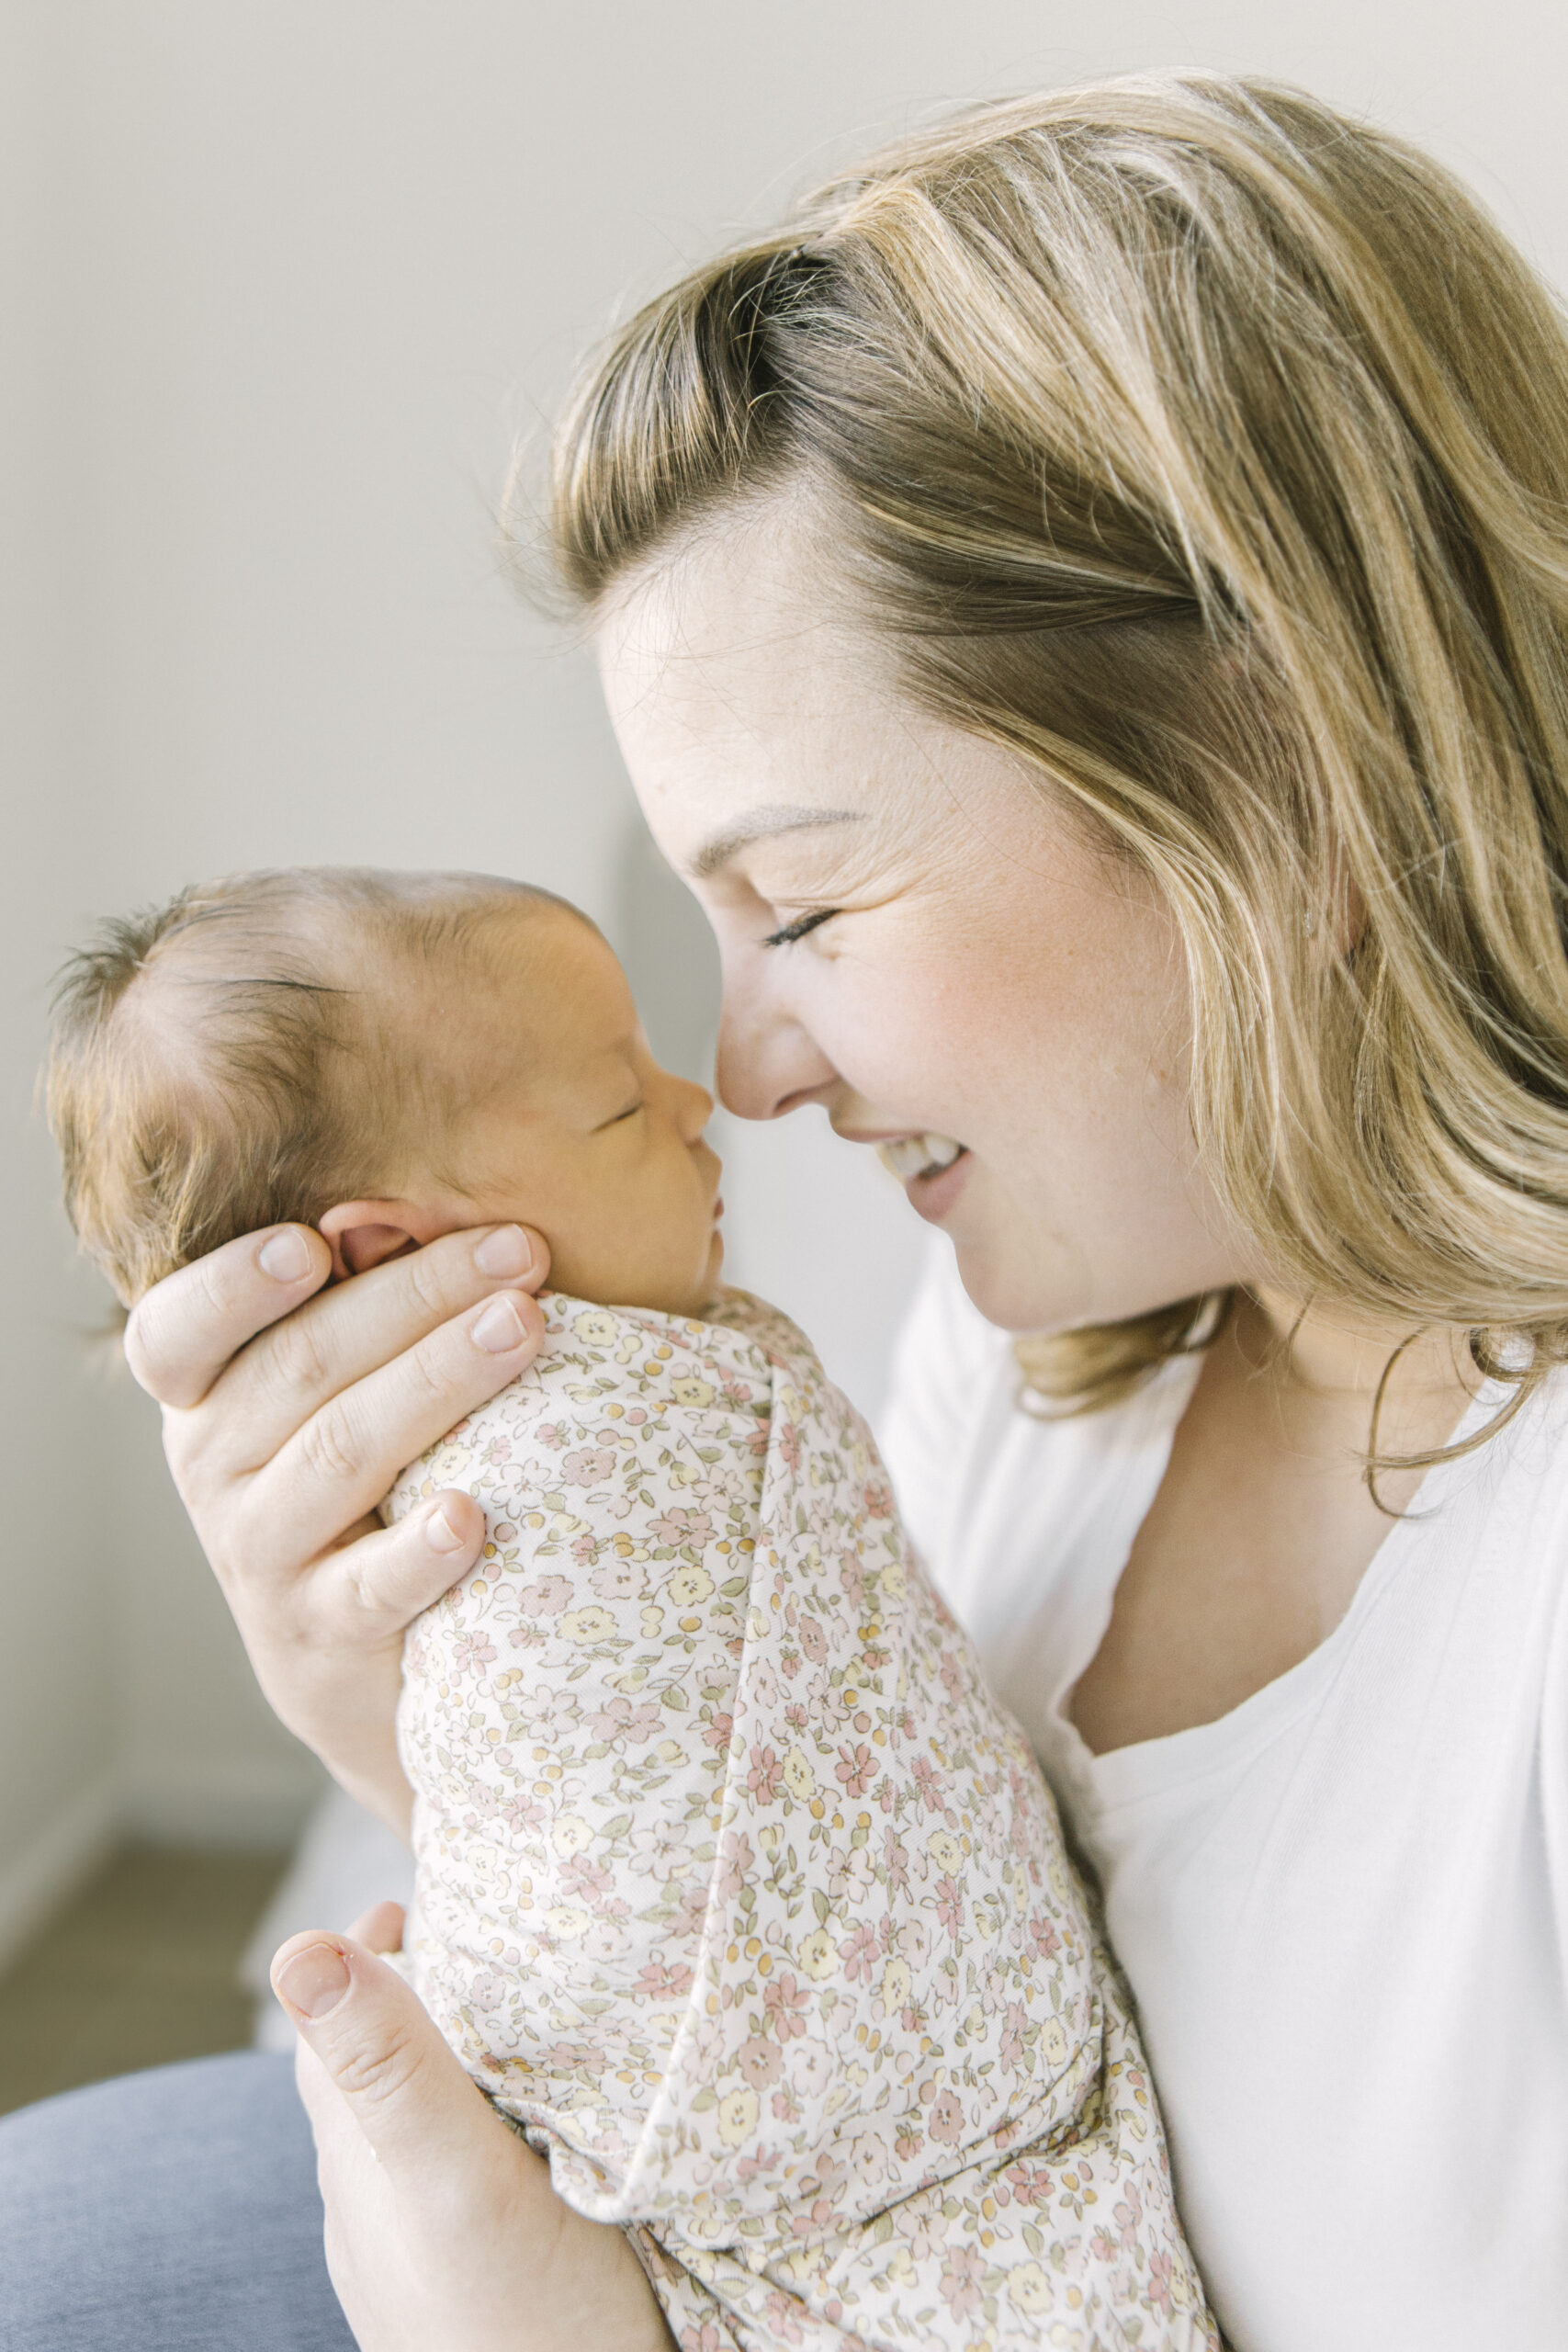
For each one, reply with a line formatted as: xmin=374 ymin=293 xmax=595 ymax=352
xmin=317 ymin=1199 xmax=457 ymax=1282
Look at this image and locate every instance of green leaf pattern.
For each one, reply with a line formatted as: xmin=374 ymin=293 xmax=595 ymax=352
xmin=383 ymin=1290 xmax=1216 ymax=2350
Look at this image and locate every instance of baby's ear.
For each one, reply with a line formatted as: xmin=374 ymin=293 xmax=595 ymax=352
xmin=317 ymin=1199 xmax=456 ymax=1282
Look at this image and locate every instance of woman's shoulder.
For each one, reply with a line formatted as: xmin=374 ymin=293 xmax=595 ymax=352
xmin=883 ymin=1240 xmax=1014 ymax=1396
xmin=876 ymin=1248 xmax=1208 ymax=1622
xmin=876 ymin=1242 xmax=1025 ymax=1467
xmin=876 ymin=1245 xmax=1028 ymax=1569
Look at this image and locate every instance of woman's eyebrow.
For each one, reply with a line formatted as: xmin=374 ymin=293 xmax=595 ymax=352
xmin=689 ymin=804 xmax=863 ymax=879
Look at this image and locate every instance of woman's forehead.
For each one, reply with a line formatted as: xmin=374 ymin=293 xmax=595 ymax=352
xmin=592 ymin=494 xmax=1077 ymax=885
xmin=599 ymin=507 xmax=864 ymax=712
xmin=595 ymin=521 xmax=934 ymax=854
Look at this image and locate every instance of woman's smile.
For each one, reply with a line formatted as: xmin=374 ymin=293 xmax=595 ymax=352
xmin=874 ymin=1132 xmax=965 ymax=1182
xmin=864 ymin=1132 xmax=974 ymax=1222
xmin=894 ymin=1145 xmax=973 ymax=1225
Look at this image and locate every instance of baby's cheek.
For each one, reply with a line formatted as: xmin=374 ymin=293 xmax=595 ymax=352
xmin=549 ymin=1189 xmax=708 ymax=1316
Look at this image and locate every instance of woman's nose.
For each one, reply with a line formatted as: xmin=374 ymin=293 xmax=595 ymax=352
xmin=716 ymin=978 xmax=840 ymax=1122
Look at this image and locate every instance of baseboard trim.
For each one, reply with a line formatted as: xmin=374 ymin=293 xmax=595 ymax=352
xmin=0 ymin=1775 xmax=118 ymax=1976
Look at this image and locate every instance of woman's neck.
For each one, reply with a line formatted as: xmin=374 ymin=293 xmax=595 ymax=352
xmin=1240 ymin=1285 xmax=1479 ymax=1472
xmin=1067 ymin=1282 xmax=1485 ymax=1757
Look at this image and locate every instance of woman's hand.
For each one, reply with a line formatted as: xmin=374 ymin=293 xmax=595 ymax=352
xmin=124 ymin=1221 xmax=549 ymax=1832
xmin=273 ymin=1906 xmax=673 ymax=2352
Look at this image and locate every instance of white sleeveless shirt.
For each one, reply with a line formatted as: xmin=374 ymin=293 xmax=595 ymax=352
xmin=876 ymin=1246 xmax=1568 ymax=2352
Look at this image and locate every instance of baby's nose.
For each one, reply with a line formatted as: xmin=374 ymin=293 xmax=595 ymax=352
xmin=677 ymin=1075 xmax=715 ymax=1138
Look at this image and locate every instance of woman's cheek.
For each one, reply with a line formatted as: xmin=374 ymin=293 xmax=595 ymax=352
xmin=811 ymin=957 xmax=964 ymax=1105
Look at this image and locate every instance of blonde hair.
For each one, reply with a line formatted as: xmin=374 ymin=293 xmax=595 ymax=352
xmin=545 ymin=70 xmax=1568 ymax=1465
xmin=48 ymin=866 xmax=559 ymax=1305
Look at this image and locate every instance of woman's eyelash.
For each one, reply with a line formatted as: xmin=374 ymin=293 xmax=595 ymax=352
xmin=762 ymin=907 xmax=839 ymax=949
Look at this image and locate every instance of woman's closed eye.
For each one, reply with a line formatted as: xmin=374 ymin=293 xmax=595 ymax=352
xmin=761 ymin=907 xmax=839 ymax=948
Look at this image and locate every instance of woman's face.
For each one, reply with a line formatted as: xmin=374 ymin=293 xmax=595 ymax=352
xmin=596 ymin=499 xmax=1248 ymax=1333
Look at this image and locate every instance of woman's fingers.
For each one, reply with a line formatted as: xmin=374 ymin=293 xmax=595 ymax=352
xmin=181 ymin=1224 xmax=552 ymax=1476
xmin=274 ymin=1930 xmax=523 ymax=2193
xmin=243 ymin=1294 xmax=545 ymax=1577
xmin=347 ymin=1900 xmax=408 ymax=1955
xmin=311 ymin=1494 xmax=489 ymax=1642
xmin=125 ymin=1224 xmax=332 ymax=1408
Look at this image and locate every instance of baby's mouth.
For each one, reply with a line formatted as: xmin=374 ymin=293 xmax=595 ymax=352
xmin=877 ymin=1133 xmax=967 ymax=1183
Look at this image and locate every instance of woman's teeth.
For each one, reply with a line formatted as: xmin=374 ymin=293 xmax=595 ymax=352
xmin=878 ymin=1133 xmax=964 ymax=1182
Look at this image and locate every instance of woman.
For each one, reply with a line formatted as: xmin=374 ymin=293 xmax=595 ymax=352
xmin=6 ymin=70 xmax=1568 ymax=2352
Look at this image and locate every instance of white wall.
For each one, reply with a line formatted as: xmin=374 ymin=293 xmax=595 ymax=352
xmin=6 ymin=0 xmax=1567 ymax=1950
xmin=0 ymin=5 xmax=123 ymax=1964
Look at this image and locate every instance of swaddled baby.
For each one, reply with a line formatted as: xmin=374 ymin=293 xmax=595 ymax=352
xmin=49 ymin=866 xmax=1215 ymax=2352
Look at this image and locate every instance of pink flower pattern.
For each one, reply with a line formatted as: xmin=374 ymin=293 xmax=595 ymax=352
xmin=385 ymin=1288 xmax=1216 ymax=2350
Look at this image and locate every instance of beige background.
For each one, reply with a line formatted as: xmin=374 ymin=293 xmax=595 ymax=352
xmin=5 ymin=0 xmax=1565 ymax=1962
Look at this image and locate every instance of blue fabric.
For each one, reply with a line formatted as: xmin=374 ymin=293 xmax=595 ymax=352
xmin=0 ymin=2052 xmax=356 ymax=2350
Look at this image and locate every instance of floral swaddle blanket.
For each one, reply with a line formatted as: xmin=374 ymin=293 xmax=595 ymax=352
xmin=383 ymin=1290 xmax=1215 ymax=2351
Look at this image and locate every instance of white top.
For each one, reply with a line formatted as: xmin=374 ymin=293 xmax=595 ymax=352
xmin=877 ymin=1245 xmax=1568 ymax=2352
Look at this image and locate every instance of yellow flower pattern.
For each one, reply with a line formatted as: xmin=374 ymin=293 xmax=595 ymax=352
xmin=384 ymin=1290 xmax=1216 ymax=2351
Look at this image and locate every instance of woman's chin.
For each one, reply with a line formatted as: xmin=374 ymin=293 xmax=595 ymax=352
xmin=947 ymin=1238 xmax=1090 ymax=1335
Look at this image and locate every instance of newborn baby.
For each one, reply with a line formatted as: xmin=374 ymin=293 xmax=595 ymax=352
xmin=49 ymin=866 xmax=1215 ymax=2352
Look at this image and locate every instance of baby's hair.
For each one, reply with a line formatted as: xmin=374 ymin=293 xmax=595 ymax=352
xmin=47 ymin=865 xmax=570 ymax=1306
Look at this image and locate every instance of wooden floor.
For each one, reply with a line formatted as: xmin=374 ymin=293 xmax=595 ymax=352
xmin=0 ymin=1844 xmax=288 ymax=2116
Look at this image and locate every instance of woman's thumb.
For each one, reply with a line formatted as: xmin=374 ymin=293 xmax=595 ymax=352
xmin=271 ymin=1929 xmax=492 ymax=2181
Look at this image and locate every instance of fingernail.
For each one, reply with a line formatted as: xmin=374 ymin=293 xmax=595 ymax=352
xmin=259 ymin=1229 xmax=313 ymax=1283
xmin=425 ymin=1503 xmax=468 ymax=1555
xmin=275 ymin=1941 xmax=351 ymax=2019
xmin=473 ymin=1224 xmax=534 ymax=1278
xmin=471 ymin=1295 xmax=527 ymax=1352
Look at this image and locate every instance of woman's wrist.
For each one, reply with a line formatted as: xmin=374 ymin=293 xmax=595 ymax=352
xmin=320 ymin=1740 xmax=415 ymax=1843
xmin=241 ymin=1614 xmax=415 ymax=1837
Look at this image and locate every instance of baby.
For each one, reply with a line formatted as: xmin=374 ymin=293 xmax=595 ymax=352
xmin=48 ymin=866 xmax=1215 ymax=2352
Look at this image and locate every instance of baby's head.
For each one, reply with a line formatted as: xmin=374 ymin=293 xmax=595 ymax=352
xmin=47 ymin=866 xmax=724 ymax=1317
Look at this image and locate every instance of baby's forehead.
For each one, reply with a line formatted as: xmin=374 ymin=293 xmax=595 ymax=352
xmin=400 ymin=899 xmax=633 ymax=1086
